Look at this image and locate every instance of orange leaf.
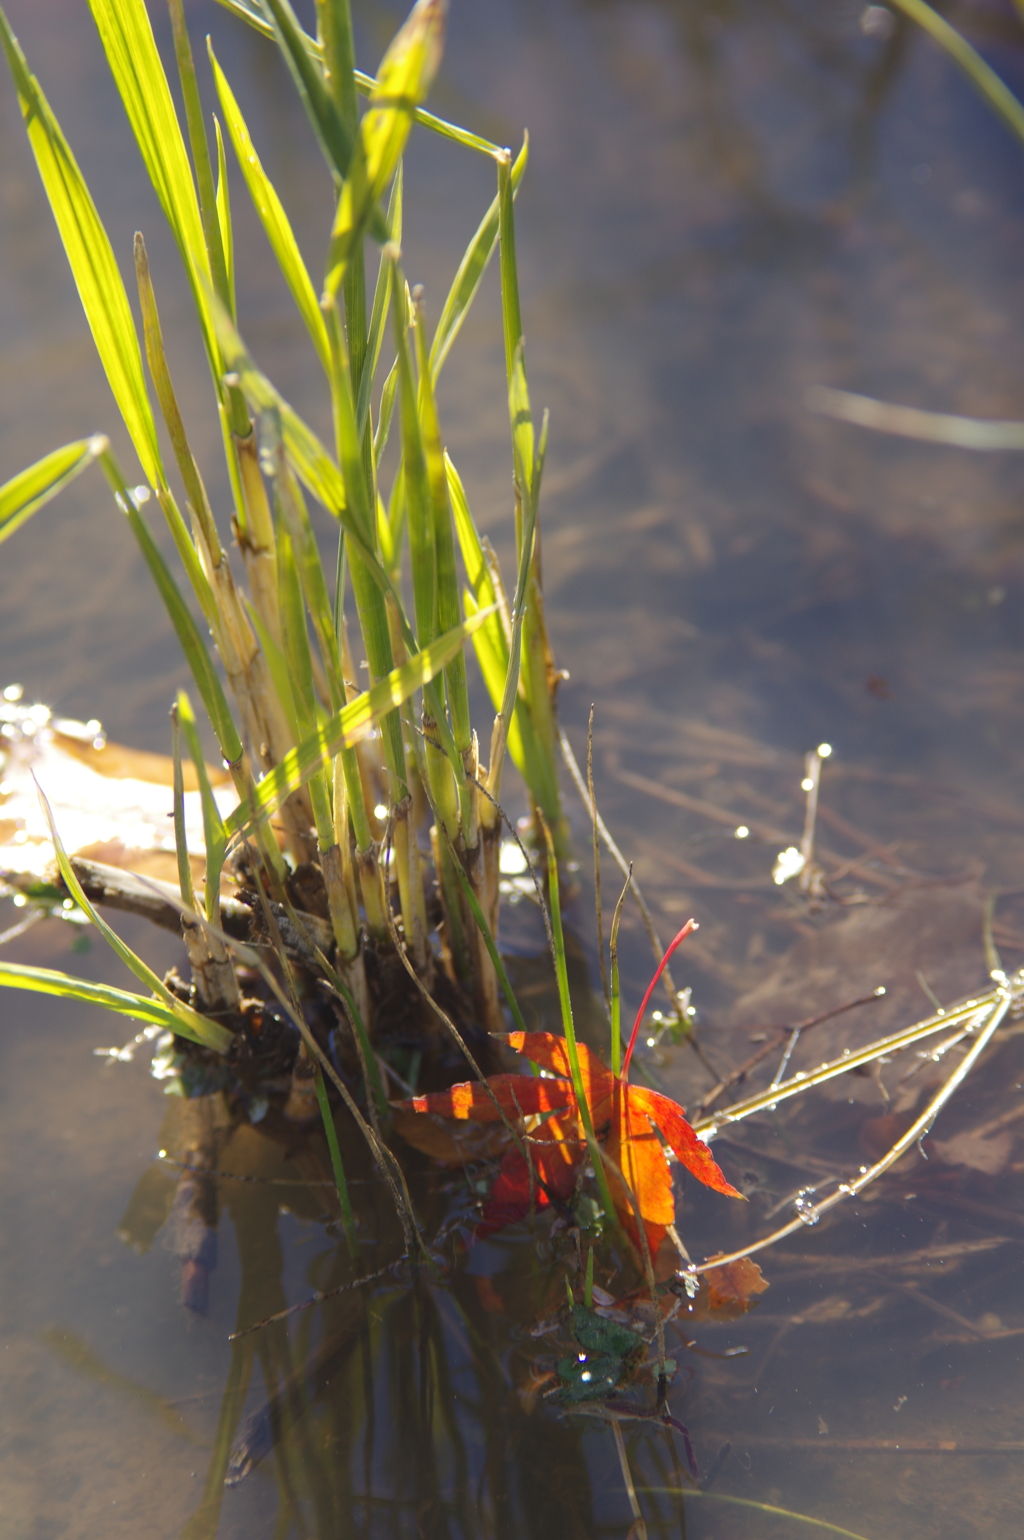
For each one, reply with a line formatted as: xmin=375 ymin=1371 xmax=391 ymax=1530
xmin=629 ymin=1086 xmax=743 ymax=1200
xmin=400 ymin=1031 xmax=742 ymax=1260
xmin=396 ymin=1071 xmax=575 ymax=1123
xmin=604 ymin=1091 xmax=675 ymax=1260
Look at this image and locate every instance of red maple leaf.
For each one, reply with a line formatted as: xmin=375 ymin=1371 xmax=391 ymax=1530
xmin=395 ymin=921 xmax=742 ymax=1258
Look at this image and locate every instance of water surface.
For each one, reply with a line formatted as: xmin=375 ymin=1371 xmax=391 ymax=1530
xmin=3 ymin=2 xmax=1024 ymax=1536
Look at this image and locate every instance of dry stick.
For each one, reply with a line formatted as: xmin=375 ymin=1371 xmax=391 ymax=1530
xmin=799 ymin=746 xmax=824 ymax=883
xmin=690 ymin=984 xmax=1014 ymax=1275
xmin=227 ymin=1259 xmax=404 ymax=1341
xmin=694 ymin=988 xmax=1000 ymax=1133
xmin=596 ymin=1141 xmax=669 ymax=1393
xmin=587 ymin=706 xmax=611 ymax=1017
xmin=679 ymin=1435 xmax=1024 ymax=1455
xmin=158 ymin=1155 xmax=357 ymax=1189
xmin=612 ymin=762 xmax=894 ymax=891
xmin=562 ymin=731 xmax=724 ymax=1084
xmin=762 ymin=1237 xmax=1008 ymax=1278
xmin=560 ymin=730 xmax=678 ymax=1009
xmin=697 ymin=989 xmax=887 ymax=1117
xmin=609 ymin=1418 xmax=647 ymax=1540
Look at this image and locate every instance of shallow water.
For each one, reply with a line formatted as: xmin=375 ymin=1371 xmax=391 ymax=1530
xmin=4 ymin=1 xmax=1024 ymax=1536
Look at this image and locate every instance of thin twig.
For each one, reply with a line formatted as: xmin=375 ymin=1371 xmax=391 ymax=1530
xmin=610 ymin=1417 xmax=647 ymax=1539
xmin=698 ymin=988 xmax=885 ymax=1116
xmin=587 ymin=707 xmax=610 ymax=1017
xmin=560 ymin=729 xmax=676 ymax=1006
xmin=227 ymin=1258 xmax=405 ymax=1339
xmin=692 ymin=983 xmax=1013 ymax=1274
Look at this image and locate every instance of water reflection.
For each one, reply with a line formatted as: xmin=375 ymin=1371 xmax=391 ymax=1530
xmin=6 ymin=0 xmax=1024 ymax=1535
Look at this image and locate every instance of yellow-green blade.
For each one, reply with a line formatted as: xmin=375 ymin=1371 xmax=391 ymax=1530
xmin=86 ymin=0 xmax=219 ymax=373
xmin=36 ymin=784 xmax=233 ymax=1054
xmin=0 ymin=438 xmax=100 ymax=547
xmin=0 ymin=962 xmax=203 ymax=1034
xmin=225 ymin=606 xmax=494 ymax=837
xmin=210 ymin=44 xmax=331 ymax=376
xmin=326 ymin=0 xmax=446 ymax=295
xmin=0 ymin=14 xmax=163 ymax=488
xmin=430 ymin=139 xmax=527 ymax=381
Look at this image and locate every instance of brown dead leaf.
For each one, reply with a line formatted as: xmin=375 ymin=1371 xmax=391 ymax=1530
xmin=53 ymin=731 xmax=229 ymax=789
xmin=390 ymin=1105 xmax=512 ymax=1166
xmin=694 ymin=1256 xmax=770 ymax=1321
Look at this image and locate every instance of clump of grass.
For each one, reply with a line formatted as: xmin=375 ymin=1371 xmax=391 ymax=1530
xmin=0 ymin=0 xmax=586 ymax=1255
xmin=0 ymin=0 xmax=573 ymax=1196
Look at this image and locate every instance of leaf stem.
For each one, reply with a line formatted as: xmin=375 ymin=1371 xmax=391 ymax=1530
xmin=621 ymin=920 xmax=696 ymax=1082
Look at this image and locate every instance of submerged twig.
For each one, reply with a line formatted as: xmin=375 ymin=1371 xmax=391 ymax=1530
xmin=609 ymin=1417 xmax=647 ymax=1540
xmin=691 ymin=976 xmax=1018 ymax=1274
xmin=698 ymin=988 xmax=886 ymax=1116
xmin=227 ymin=1258 xmax=405 ymax=1340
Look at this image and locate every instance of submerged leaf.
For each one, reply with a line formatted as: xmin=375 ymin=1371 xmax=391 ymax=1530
xmin=701 ymin=1256 xmax=770 ymax=1318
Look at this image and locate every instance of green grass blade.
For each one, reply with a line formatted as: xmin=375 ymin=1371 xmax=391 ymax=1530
xmin=244 ymin=594 xmax=300 ymax=743
xmin=210 ymin=296 xmax=393 ymax=582
xmin=540 ymin=814 xmax=618 ymax=1230
xmin=447 ymin=453 xmax=547 ymax=784
xmin=489 ymin=351 xmax=544 ymax=794
xmin=210 ymin=44 xmax=331 ymax=376
xmin=889 ymin=0 xmax=1024 ymax=147
xmin=317 ymin=0 xmax=359 ymax=137
xmin=265 ymin=425 xmax=345 ymax=706
xmin=325 ymin=0 xmax=445 ymax=296
xmin=261 ymin=0 xmax=355 ymax=183
xmin=275 ymin=517 xmax=338 ymax=846
xmin=497 ymin=148 xmax=524 ymax=389
xmin=95 ymin=448 xmax=242 ymax=767
xmin=134 ymin=233 xmax=221 ymax=595
xmin=319 ymin=296 xmax=413 ymax=788
xmin=430 ymin=139 xmax=526 ymax=381
xmin=213 ymin=117 xmax=236 ymax=321
xmin=85 ymin=0 xmax=220 ymax=373
xmin=214 ymin=0 xmax=503 ymax=156
xmin=0 ymin=14 xmax=163 ymax=488
xmin=312 ymin=1063 xmax=357 ymax=1255
xmin=413 ymin=302 xmax=470 ymax=756
xmin=225 ymin=606 xmax=494 ymax=837
xmin=35 ymin=784 xmax=233 ymax=1053
xmin=356 ymin=165 xmax=403 ymax=438
xmin=374 ymin=358 xmax=399 ymax=466
xmin=0 ymin=438 xmax=100 ymax=546
xmin=0 ymin=961 xmax=211 ymax=1035
xmin=170 ymin=701 xmax=197 ymax=911
xmin=167 ymin=0 xmax=230 ymax=309
xmin=393 ymin=275 xmax=436 ymax=647
xmin=177 ymin=690 xmax=228 ymax=923
xmin=358 ymin=78 xmax=501 ymax=156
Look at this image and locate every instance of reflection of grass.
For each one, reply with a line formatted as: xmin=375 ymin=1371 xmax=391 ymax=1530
xmin=642 ymin=1487 xmax=875 ymax=1540
xmin=40 ymin=1326 xmax=208 ymax=1447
